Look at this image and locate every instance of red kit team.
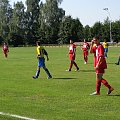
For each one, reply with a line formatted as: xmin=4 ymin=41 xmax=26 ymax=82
xmin=81 ymin=39 xmax=90 ymax=64
xmin=66 ymin=37 xmax=114 ymax=95
xmin=66 ymin=39 xmax=79 ymax=72
xmin=2 ymin=42 xmax=9 ymax=58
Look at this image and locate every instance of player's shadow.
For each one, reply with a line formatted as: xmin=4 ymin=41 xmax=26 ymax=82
xmin=107 ymin=62 xmax=116 ymax=64
xmin=80 ymin=70 xmax=95 ymax=72
xmin=53 ymin=77 xmax=76 ymax=80
xmin=108 ymin=94 xmax=120 ymax=97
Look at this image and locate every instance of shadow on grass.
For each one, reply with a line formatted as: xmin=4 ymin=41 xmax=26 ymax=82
xmin=107 ymin=62 xmax=117 ymax=64
xmin=53 ymin=77 xmax=76 ymax=80
xmin=80 ymin=70 xmax=95 ymax=72
xmin=108 ymin=94 xmax=120 ymax=97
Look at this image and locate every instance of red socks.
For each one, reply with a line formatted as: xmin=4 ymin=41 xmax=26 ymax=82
xmin=69 ymin=61 xmax=79 ymax=71
xmin=96 ymin=79 xmax=112 ymax=94
xmin=96 ymin=80 xmax=101 ymax=94
xmin=101 ymin=79 xmax=111 ymax=89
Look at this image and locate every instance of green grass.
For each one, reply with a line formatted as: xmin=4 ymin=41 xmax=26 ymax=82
xmin=0 ymin=46 xmax=120 ymax=120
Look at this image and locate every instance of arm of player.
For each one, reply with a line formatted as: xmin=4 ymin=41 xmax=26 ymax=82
xmin=90 ymin=40 xmax=94 ymax=53
xmin=44 ymin=49 xmax=49 ymax=61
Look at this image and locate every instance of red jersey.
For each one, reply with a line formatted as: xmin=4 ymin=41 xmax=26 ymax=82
xmin=3 ymin=45 xmax=8 ymax=51
xmin=92 ymin=44 xmax=107 ymax=69
xmin=69 ymin=44 xmax=76 ymax=60
xmin=69 ymin=44 xmax=76 ymax=54
xmin=82 ymin=42 xmax=90 ymax=51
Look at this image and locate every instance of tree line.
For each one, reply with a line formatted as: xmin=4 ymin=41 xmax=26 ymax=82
xmin=0 ymin=0 xmax=120 ymax=46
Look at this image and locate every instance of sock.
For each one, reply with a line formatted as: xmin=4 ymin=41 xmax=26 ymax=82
xmin=43 ymin=67 xmax=52 ymax=77
xmin=85 ymin=56 xmax=88 ymax=63
xmin=101 ymin=79 xmax=111 ymax=89
xmin=118 ymin=57 xmax=120 ymax=64
xmin=96 ymin=80 xmax=101 ymax=93
xmin=69 ymin=61 xmax=73 ymax=71
xmin=105 ymin=52 xmax=107 ymax=58
xmin=35 ymin=70 xmax=40 ymax=78
xmin=73 ymin=61 xmax=79 ymax=70
xmin=5 ymin=53 xmax=7 ymax=58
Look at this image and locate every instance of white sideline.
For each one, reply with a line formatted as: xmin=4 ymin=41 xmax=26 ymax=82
xmin=0 ymin=112 xmax=37 ymax=120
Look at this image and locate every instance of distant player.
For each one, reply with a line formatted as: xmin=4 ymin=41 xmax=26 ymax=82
xmin=33 ymin=41 xmax=52 ymax=79
xmin=102 ymin=39 xmax=109 ymax=58
xmin=81 ymin=39 xmax=90 ymax=64
xmin=90 ymin=36 xmax=114 ymax=95
xmin=2 ymin=42 xmax=9 ymax=58
xmin=115 ymin=55 xmax=120 ymax=65
xmin=66 ymin=39 xmax=79 ymax=71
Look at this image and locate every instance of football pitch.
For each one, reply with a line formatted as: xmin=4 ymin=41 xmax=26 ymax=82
xmin=0 ymin=46 xmax=120 ymax=120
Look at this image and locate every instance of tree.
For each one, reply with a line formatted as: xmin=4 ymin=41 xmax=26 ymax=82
xmin=9 ymin=1 xmax=26 ymax=46
xmin=111 ymin=20 xmax=120 ymax=43
xmin=58 ymin=16 xmax=83 ymax=44
xmin=102 ymin=17 xmax=111 ymax=41
xmin=83 ymin=25 xmax=91 ymax=40
xmin=39 ymin=0 xmax=65 ymax=44
xmin=0 ymin=0 xmax=12 ymax=41
xmin=26 ymin=0 xmax=40 ymax=44
xmin=91 ymin=21 xmax=103 ymax=39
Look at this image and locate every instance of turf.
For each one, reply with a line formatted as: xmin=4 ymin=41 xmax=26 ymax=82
xmin=0 ymin=46 xmax=120 ymax=120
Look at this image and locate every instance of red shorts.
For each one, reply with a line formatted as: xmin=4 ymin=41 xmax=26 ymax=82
xmin=96 ymin=68 xmax=105 ymax=74
xmin=69 ymin=54 xmax=75 ymax=60
xmin=83 ymin=51 xmax=88 ymax=57
xmin=3 ymin=50 xmax=8 ymax=54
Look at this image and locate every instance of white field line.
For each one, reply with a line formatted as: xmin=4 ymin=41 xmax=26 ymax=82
xmin=0 ymin=112 xmax=37 ymax=120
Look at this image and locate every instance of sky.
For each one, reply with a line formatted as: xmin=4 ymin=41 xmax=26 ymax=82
xmin=9 ymin=0 xmax=120 ymax=27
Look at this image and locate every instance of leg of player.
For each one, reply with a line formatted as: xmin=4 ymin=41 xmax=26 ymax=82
xmin=73 ymin=61 xmax=79 ymax=71
xmin=101 ymin=79 xmax=114 ymax=95
xmin=90 ymin=73 xmax=102 ymax=95
xmin=84 ymin=56 xmax=88 ymax=64
xmin=115 ymin=56 xmax=120 ymax=65
xmin=84 ymin=56 xmax=86 ymax=64
xmin=5 ymin=53 xmax=7 ymax=58
xmin=66 ymin=61 xmax=73 ymax=71
xmin=43 ymin=66 xmax=52 ymax=79
xmin=33 ymin=67 xmax=40 ymax=79
xmin=104 ymin=52 xmax=107 ymax=58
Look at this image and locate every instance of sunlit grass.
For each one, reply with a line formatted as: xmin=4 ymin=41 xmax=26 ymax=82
xmin=0 ymin=46 xmax=120 ymax=120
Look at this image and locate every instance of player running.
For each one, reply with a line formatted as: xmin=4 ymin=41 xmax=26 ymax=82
xmin=66 ymin=39 xmax=79 ymax=71
xmin=2 ymin=42 xmax=9 ymax=58
xmin=81 ymin=39 xmax=90 ymax=64
xmin=90 ymin=36 xmax=114 ymax=95
xmin=32 ymin=41 xmax=52 ymax=79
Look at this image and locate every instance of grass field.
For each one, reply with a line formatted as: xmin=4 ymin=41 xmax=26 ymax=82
xmin=0 ymin=46 xmax=120 ymax=120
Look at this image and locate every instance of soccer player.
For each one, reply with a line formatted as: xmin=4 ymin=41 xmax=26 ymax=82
xmin=66 ymin=39 xmax=79 ymax=71
xmin=81 ymin=39 xmax=90 ymax=64
xmin=32 ymin=41 xmax=52 ymax=79
xmin=90 ymin=36 xmax=114 ymax=95
xmin=102 ymin=39 xmax=109 ymax=58
xmin=2 ymin=42 xmax=9 ymax=58
xmin=115 ymin=55 xmax=120 ymax=65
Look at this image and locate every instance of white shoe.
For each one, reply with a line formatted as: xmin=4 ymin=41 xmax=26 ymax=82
xmin=90 ymin=91 xmax=100 ymax=95
xmin=84 ymin=62 xmax=87 ymax=64
xmin=75 ymin=68 xmax=80 ymax=71
xmin=66 ymin=69 xmax=71 ymax=72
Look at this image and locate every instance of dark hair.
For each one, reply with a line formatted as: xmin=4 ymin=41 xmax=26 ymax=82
xmin=36 ymin=41 xmax=40 ymax=46
xmin=84 ymin=39 xmax=87 ymax=42
xmin=94 ymin=36 xmax=100 ymax=40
